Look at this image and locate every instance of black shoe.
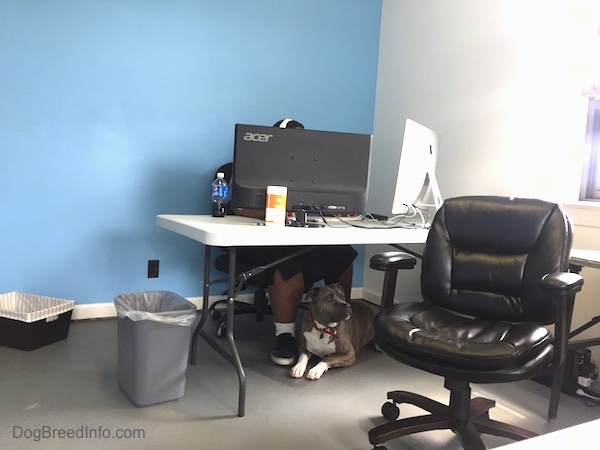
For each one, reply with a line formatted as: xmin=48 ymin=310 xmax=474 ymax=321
xmin=270 ymin=333 xmax=296 ymax=366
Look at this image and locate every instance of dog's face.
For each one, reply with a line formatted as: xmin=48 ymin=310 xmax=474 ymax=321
xmin=307 ymin=283 xmax=350 ymax=327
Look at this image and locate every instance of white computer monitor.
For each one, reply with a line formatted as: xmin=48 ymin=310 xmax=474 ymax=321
xmin=391 ymin=119 xmax=443 ymax=215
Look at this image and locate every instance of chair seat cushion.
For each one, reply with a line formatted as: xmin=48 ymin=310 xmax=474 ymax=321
xmin=376 ymin=302 xmax=553 ymax=372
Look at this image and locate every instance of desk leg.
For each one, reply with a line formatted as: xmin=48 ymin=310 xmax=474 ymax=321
xmin=188 ymin=245 xmax=246 ymax=417
xmin=227 ymin=247 xmax=246 ymax=417
xmin=190 ymin=245 xmax=212 ymax=366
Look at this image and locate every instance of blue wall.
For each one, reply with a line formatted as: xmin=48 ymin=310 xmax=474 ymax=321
xmin=0 ymin=0 xmax=382 ymax=304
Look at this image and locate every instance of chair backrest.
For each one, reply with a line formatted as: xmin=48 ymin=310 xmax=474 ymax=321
xmin=421 ymin=196 xmax=573 ymax=324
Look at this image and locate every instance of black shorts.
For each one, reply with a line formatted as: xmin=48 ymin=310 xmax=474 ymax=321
xmin=235 ymin=245 xmax=358 ymax=290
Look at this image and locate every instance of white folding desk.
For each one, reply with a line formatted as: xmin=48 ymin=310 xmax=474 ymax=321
xmin=567 ymin=249 xmax=600 ymax=350
xmin=496 ymin=418 xmax=600 ymax=448
xmin=570 ymin=249 xmax=600 ymax=271
xmin=156 ymin=214 xmax=429 ymax=417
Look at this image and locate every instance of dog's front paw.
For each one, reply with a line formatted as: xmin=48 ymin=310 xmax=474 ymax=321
xmin=306 ymin=361 xmax=329 ymax=380
xmin=290 ymin=363 xmax=306 ymax=378
xmin=290 ymin=354 xmax=309 ymax=378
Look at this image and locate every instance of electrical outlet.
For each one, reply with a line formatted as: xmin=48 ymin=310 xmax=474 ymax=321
xmin=148 ymin=260 xmax=159 ymax=278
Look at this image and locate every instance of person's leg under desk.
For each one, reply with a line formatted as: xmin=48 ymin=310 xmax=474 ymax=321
xmin=269 ymin=270 xmax=304 ymax=366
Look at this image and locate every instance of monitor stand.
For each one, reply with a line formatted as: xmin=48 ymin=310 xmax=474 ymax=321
xmin=413 ymin=170 xmax=443 ymax=211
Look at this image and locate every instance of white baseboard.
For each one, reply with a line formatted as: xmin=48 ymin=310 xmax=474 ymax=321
xmin=72 ymin=303 xmax=119 ymax=320
xmin=71 ymin=293 xmax=253 ymax=320
xmin=71 ymin=287 xmax=367 ymax=321
xmin=361 ymin=288 xmax=384 ymax=306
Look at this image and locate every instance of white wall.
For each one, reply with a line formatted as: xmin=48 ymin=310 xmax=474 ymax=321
xmin=366 ymin=1 xmax=600 ymax=358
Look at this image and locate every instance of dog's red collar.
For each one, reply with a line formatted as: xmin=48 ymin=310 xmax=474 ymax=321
xmin=308 ymin=311 xmax=339 ymax=339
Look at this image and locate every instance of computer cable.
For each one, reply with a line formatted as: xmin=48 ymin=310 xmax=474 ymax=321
xmin=317 ymin=205 xmax=421 ymax=229
xmin=576 ymin=386 xmax=600 ymax=407
xmin=385 ymin=204 xmax=432 ymax=229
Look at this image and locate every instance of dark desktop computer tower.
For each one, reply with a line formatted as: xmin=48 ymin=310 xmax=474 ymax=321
xmin=533 ymin=348 xmax=594 ymax=396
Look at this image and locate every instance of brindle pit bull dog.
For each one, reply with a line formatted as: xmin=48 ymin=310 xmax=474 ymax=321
xmin=290 ymin=283 xmax=375 ymax=380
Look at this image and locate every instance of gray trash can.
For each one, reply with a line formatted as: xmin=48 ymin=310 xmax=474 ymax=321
xmin=114 ymin=291 xmax=196 ymax=407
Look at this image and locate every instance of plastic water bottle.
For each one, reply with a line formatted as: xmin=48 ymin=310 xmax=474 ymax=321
xmin=211 ymin=172 xmax=228 ymax=217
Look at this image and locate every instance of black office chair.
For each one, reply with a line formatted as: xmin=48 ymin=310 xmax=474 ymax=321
xmin=207 ymin=163 xmax=273 ymax=337
xmin=367 ymin=196 xmax=583 ymax=450
xmin=209 ymin=253 xmax=272 ymax=338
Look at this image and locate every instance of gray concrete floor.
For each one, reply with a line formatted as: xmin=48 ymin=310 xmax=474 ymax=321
xmin=1 ymin=313 xmax=600 ymax=449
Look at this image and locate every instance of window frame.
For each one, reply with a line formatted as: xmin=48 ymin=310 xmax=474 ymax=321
xmin=580 ymin=97 xmax=600 ymax=201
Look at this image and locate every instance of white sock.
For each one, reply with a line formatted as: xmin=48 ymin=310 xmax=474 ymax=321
xmin=275 ymin=322 xmax=295 ymax=337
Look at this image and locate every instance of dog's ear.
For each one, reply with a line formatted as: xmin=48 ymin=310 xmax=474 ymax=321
xmin=307 ymin=287 xmax=319 ymax=299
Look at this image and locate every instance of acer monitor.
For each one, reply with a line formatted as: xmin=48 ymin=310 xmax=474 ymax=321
xmin=231 ymin=124 xmax=372 ymax=216
xmin=391 ymin=118 xmax=443 ymax=214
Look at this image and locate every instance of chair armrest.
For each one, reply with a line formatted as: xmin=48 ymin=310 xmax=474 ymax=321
xmin=541 ymin=271 xmax=584 ymax=401
xmin=540 ymin=272 xmax=584 ymax=297
xmin=369 ymin=251 xmax=417 ymax=272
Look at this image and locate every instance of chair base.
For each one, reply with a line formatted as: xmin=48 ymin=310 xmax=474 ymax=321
xmin=369 ymin=381 xmax=537 ymax=449
xmin=209 ymin=288 xmax=271 ymax=337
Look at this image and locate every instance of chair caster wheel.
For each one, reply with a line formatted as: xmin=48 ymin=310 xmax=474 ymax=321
xmin=210 ymin=309 xmax=222 ymax=320
xmin=216 ymin=321 xmax=227 ymax=338
xmin=381 ymin=401 xmax=399 ymax=422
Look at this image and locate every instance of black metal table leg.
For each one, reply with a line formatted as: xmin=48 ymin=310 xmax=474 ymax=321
xmin=226 ymin=247 xmax=246 ymax=417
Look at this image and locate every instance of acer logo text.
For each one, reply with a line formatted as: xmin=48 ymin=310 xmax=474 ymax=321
xmin=243 ymin=132 xmax=273 ymax=142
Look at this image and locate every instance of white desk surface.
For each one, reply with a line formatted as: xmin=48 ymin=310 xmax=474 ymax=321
xmin=497 ymin=418 xmax=600 ymax=448
xmin=570 ymin=248 xmax=600 ymax=269
xmin=156 ymin=214 xmax=430 ymax=247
